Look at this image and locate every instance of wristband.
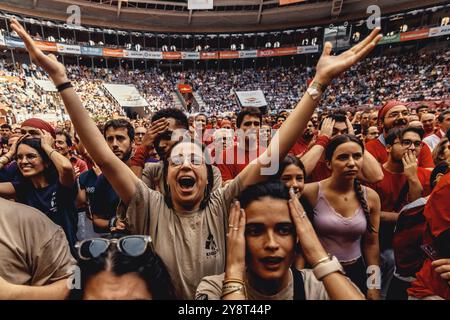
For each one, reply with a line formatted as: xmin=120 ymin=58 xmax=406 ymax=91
xmin=315 ymin=135 xmax=331 ymax=148
xmin=313 ymin=255 xmax=345 ymax=281
xmin=56 ymin=81 xmax=73 ymax=92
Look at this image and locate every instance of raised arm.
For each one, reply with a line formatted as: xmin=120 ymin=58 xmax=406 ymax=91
xmin=237 ymin=28 xmax=382 ymax=188
xmin=358 ymin=151 xmax=384 ymax=183
xmin=10 ymin=19 xmax=139 ymax=205
xmin=40 ymin=131 xmax=75 ymax=188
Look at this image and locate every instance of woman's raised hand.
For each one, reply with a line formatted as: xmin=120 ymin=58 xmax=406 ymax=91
xmin=225 ymin=201 xmax=246 ymax=281
xmin=10 ymin=19 xmax=69 ymax=86
xmin=314 ymin=28 xmax=382 ymax=85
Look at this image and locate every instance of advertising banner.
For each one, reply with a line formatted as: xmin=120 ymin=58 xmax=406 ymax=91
xmin=142 ymin=51 xmax=163 ymax=60
xmin=238 ymin=50 xmax=258 ymax=58
xmin=103 ymin=48 xmax=124 ymax=57
xmin=57 ymin=43 xmax=81 ymax=54
xmin=35 ymin=41 xmax=58 ymax=52
xmin=428 ymin=25 xmax=450 ymax=38
xmin=219 ymin=51 xmax=240 ymax=59
xmin=81 ymin=46 xmax=103 ymax=56
xmin=378 ymin=33 xmax=400 ymax=45
xmin=123 ymin=50 xmax=145 ymax=59
xmin=181 ymin=52 xmax=200 ymax=60
xmin=400 ymin=28 xmax=430 ymax=42
xmin=200 ymin=52 xmax=219 ymax=59
xmin=163 ymin=52 xmax=182 ymax=60
xmin=235 ymin=90 xmax=268 ymax=107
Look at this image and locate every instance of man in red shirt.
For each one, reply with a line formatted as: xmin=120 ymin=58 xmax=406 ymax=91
xmin=215 ymin=110 xmax=264 ymax=183
xmin=54 ymin=130 xmax=88 ymax=177
xmin=369 ymin=127 xmax=432 ymax=299
xmin=407 ymin=170 xmax=450 ymax=300
xmin=300 ymin=110 xmax=383 ymax=183
xmin=365 ymin=100 xmax=434 ymax=169
xmin=289 ymin=120 xmax=315 ymax=157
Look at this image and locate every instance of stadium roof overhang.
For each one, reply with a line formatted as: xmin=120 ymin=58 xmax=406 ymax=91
xmin=0 ymin=0 xmax=448 ymax=33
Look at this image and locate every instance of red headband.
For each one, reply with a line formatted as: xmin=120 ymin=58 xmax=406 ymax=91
xmin=21 ymin=118 xmax=56 ymax=138
xmin=378 ymin=100 xmax=406 ymax=127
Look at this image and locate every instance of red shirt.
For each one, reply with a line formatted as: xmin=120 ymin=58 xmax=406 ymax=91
xmin=216 ymin=144 xmax=265 ymax=182
xmin=365 ymin=138 xmax=434 ymax=168
xmin=308 ymin=159 xmax=331 ymax=183
xmin=289 ymin=136 xmax=313 ymax=157
xmin=129 ymin=145 xmax=148 ymax=168
xmin=70 ymin=156 xmax=88 ymax=177
xmin=407 ymin=172 xmax=450 ymax=299
xmin=369 ymin=166 xmax=431 ymax=213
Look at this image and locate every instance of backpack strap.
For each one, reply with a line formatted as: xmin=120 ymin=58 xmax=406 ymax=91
xmin=292 ymin=268 xmax=306 ymax=300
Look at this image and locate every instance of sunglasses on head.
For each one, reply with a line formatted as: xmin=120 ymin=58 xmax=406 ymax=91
xmin=75 ymin=235 xmax=154 ymax=260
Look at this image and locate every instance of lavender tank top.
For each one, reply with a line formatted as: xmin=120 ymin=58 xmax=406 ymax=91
xmin=313 ymin=182 xmax=368 ymax=263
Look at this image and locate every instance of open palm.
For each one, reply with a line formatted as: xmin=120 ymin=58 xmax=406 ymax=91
xmin=10 ymin=19 xmax=68 ymax=85
xmin=315 ymin=28 xmax=382 ymax=85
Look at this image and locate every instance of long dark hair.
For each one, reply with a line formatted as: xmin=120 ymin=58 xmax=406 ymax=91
xmin=15 ymin=138 xmax=58 ymax=183
xmin=70 ymin=243 xmax=177 ymax=300
xmin=325 ymin=134 xmax=375 ymax=232
xmin=162 ymin=140 xmax=214 ymax=210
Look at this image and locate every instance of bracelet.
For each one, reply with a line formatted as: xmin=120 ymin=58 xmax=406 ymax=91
xmin=315 ymin=135 xmax=331 ymax=149
xmin=313 ymin=255 xmax=345 ymax=281
xmin=223 ymin=278 xmax=245 ymax=285
xmin=311 ymin=254 xmax=332 ymax=269
xmin=56 ymin=81 xmax=73 ymax=92
xmin=221 ymin=283 xmax=247 ymax=299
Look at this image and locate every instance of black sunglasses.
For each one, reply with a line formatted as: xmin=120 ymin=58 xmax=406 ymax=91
xmin=75 ymin=235 xmax=154 ymax=260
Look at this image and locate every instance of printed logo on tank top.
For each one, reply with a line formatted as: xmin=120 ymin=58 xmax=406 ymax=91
xmin=205 ymin=233 xmax=219 ymax=258
xmin=49 ymin=191 xmax=58 ymax=214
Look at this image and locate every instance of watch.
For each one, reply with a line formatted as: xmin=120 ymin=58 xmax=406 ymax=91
xmin=306 ymin=81 xmax=327 ymax=100
xmin=313 ymin=255 xmax=345 ymax=281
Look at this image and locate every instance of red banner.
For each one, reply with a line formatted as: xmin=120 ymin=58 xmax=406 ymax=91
xmin=274 ymin=47 xmax=298 ymax=56
xmin=178 ymin=84 xmax=192 ymax=94
xmin=219 ymin=51 xmax=240 ymax=59
xmin=257 ymin=49 xmax=277 ymax=57
xmin=400 ymin=28 xmax=430 ymax=42
xmin=163 ymin=52 xmax=182 ymax=60
xmin=200 ymin=52 xmax=219 ymax=60
xmin=103 ymin=48 xmax=124 ymax=57
xmin=35 ymin=41 xmax=57 ymax=52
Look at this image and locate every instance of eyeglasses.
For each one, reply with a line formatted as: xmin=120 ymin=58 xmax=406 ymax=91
xmin=387 ymin=111 xmax=409 ymax=119
xmin=75 ymin=235 xmax=153 ymax=260
xmin=400 ymin=139 xmax=423 ymax=149
xmin=168 ymin=153 xmax=204 ymax=166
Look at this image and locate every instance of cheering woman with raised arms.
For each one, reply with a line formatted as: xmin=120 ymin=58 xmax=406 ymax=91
xmin=10 ymin=18 xmax=381 ymax=299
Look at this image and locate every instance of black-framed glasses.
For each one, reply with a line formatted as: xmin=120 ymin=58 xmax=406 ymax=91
xmin=75 ymin=235 xmax=154 ymax=260
xmin=401 ymin=139 xmax=423 ymax=149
